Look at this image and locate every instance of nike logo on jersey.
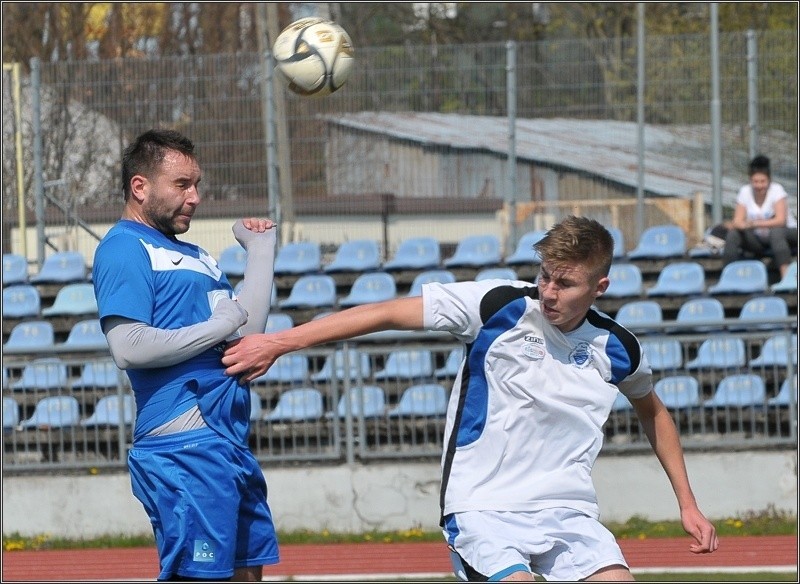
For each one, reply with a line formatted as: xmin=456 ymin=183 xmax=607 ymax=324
xmin=172 ymin=257 xmax=183 ymax=265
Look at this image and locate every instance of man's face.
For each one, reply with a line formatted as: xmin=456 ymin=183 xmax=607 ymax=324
xmin=537 ymin=261 xmax=608 ymax=332
xmin=139 ymin=151 xmax=201 ymax=236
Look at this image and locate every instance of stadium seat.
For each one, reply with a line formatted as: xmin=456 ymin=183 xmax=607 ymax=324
xmin=646 ymin=262 xmax=705 ymax=297
xmin=41 ymin=282 xmax=98 ymax=317
xmin=383 ymin=237 xmax=441 ymax=271
xmin=274 ymin=241 xmax=322 ymax=275
xmin=265 ymin=313 xmax=294 ymax=334
xmin=610 ymin=392 xmax=634 ymax=411
xmin=674 ymin=297 xmax=726 ymax=332
xmin=654 ymin=375 xmax=701 ymax=409
xmin=704 ymin=374 xmax=766 ymax=408
xmin=3 ymin=396 xmax=20 ymax=430
xmin=708 ymin=260 xmax=768 ymax=295
xmin=3 ymin=320 xmax=55 ymax=353
xmin=2 ymin=367 xmax=8 ymax=390
xmin=80 ymin=393 xmax=135 ymax=427
xmin=475 ymin=267 xmax=518 ymax=281
xmin=340 ymin=272 xmax=397 ymax=307
xmin=249 ymin=390 xmax=262 ymax=421
xmin=373 ymin=349 xmax=435 ymax=381
xmin=435 ymin=347 xmax=464 ymax=379
xmin=387 ymin=383 xmax=448 ymax=418
xmin=749 ymin=333 xmax=798 ymax=368
xmin=444 ymin=234 xmax=502 ymax=268
xmin=604 ymin=264 xmax=643 ymax=298
xmin=504 ymin=230 xmax=546 ymax=265
xmin=264 ymin=388 xmax=324 ymax=422
xmin=731 ymin=296 xmax=789 ymax=331
xmin=608 ymin=226 xmax=626 ymax=259
xmin=217 ymin=244 xmax=247 ymax=277
xmin=30 ymin=251 xmax=87 ymax=283
xmin=627 ymin=225 xmax=686 ymax=259
xmin=10 ymin=357 xmax=68 ymax=391
xmin=73 ymin=359 xmax=124 ymax=389
xmin=407 ymin=270 xmax=456 ymax=297
xmin=685 ymin=336 xmax=746 ymax=370
xmin=641 ymin=339 xmax=683 ymax=371
xmin=771 ymin=260 xmax=797 ymax=293
xmin=59 ymin=319 xmax=108 ymax=351
xmin=768 ymin=376 xmax=797 ymax=407
xmin=311 ymin=349 xmax=371 ymax=382
xmin=324 ymin=239 xmax=381 ymax=273
xmin=328 ymin=385 xmax=386 ymax=419
xmin=3 ymin=253 xmax=28 ymax=286
xmin=279 ymin=274 xmax=337 ymax=309
xmin=251 ymin=354 xmax=309 ymax=384
xmin=19 ymin=395 xmax=81 ymax=428
xmin=614 ymin=300 xmax=662 ymax=332
xmin=2 ymin=284 xmax=41 ymax=318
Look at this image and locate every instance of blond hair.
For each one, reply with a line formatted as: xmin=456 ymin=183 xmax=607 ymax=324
xmin=534 ymin=216 xmax=614 ymax=278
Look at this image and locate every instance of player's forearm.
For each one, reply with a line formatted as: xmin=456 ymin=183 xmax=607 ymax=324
xmin=235 ymin=229 xmax=276 ymax=335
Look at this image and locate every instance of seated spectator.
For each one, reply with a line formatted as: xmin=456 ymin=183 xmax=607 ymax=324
xmin=722 ymin=155 xmax=798 ymax=278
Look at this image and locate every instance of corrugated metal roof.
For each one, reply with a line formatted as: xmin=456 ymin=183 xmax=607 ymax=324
xmin=325 ymin=112 xmax=768 ymax=208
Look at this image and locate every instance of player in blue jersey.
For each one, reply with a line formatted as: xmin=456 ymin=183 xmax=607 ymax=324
xmin=222 ymin=216 xmax=718 ymax=581
xmin=93 ymin=129 xmax=279 ymax=581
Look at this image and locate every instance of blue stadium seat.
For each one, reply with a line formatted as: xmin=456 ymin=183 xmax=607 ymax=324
xmin=708 ymin=260 xmax=768 ymax=295
xmin=274 ymin=241 xmax=322 ymax=275
xmin=685 ymin=335 xmax=746 ymax=370
xmin=704 ymin=374 xmax=766 ymax=408
xmin=59 ymin=319 xmax=108 ymax=351
xmin=771 ymin=260 xmax=797 ymax=293
xmin=279 ymin=274 xmax=337 ymax=309
xmin=373 ymin=349 xmax=435 ymax=381
xmin=41 ymin=282 xmax=98 ymax=316
xmin=265 ymin=313 xmax=294 ymax=334
xmin=264 ymin=388 xmax=324 ymax=422
xmin=435 ymin=347 xmax=464 ymax=379
xmin=251 ymin=354 xmax=309 ymax=384
xmin=608 ymin=227 xmax=626 ymax=259
xmin=2 ymin=284 xmax=41 ymax=318
xmin=674 ymin=297 xmax=726 ymax=333
xmin=3 ymin=253 xmax=28 ymax=286
xmin=641 ymin=339 xmax=683 ymax=371
xmin=10 ymin=357 xmax=68 ymax=391
xmin=749 ymin=333 xmax=798 ymax=368
xmin=340 ymin=272 xmax=397 ymax=307
xmin=3 ymin=320 xmax=55 ymax=353
xmin=504 ymin=230 xmax=546 ymax=265
xmin=19 ymin=395 xmax=81 ymax=428
xmin=311 ymin=349 xmax=371 ymax=382
xmin=614 ymin=300 xmax=662 ymax=332
xmin=81 ymin=393 xmax=135 ymax=427
xmin=383 ymin=237 xmax=441 ymax=271
xmin=3 ymin=396 xmax=20 ymax=430
xmin=30 ymin=251 xmax=87 ymax=283
xmin=329 ymin=385 xmax=386 ymax=419
xmin=475 ymin=267 xmax=518 ymax=281
xmin=654 ymin=376 xmax=701 ymax=409
xmin=73 ymin=359 xmax=124 ymax=389
xmin=646 ymin=262 xmax=705 ymax=297
xmin=407 ymin=270 xmax=456 ymax=297
xmin=217 ymin=244 xmax=247 ymax=277
xmin=249 ymin=390 xmax=262 ymax=421
xmin=444 ymin=234 xmax=502 ymax=268
xmin=604 ymin=264 xmax=643 ymax=298
xmin=324 ymin=239 xmax=381 ymax=273
xmin=768 ymin=376 xmax=797 ymax=407
xmin=731 ymin=296 xmax=789 ymax=331
xmin=610 ymin=392 xmax=634 ymax=411
xmin=627 ymin=225 xmax=686 ymax=259
xmin=387 ymin=383 xmax=448 ymax=418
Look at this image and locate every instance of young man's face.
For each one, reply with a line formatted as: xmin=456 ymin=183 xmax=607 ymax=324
xmin=537 ymin=261 xmax=608 ymax=332
xmin=139 ymin=150 xmax=202 ymax=236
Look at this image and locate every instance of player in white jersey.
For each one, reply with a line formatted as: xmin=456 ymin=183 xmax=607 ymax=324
xmin=222 ymin=216 xmax=719 ymax=581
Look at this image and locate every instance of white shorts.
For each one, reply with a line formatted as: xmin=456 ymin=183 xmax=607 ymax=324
xmin=443 ymin=508 xmax=628 ymax=581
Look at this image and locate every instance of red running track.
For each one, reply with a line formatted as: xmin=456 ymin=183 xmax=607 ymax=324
xmin=2 ymin=536 xmax=797 ymax=581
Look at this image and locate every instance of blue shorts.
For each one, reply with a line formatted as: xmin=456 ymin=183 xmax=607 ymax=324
xmin=129 ymin=427 xmax=279 ymax=580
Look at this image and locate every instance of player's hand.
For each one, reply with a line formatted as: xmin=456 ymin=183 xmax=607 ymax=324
xmin=681 ymin=507 xmax=719 ymax=554
xmin=232 ymin=218 xmax=276 ymax=250
xmin=222 ymin=334 xmax=280 ymax=383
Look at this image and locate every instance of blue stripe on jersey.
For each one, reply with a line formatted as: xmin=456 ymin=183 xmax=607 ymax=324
xmin=443 ymin=513 xmax=460 ymax=546
xmin=604 ymin=333 xmax=632 ymax=385
xmin=586 ymin=309 xmax=640 ymax=383
xmin=457 ymin=296 xmax=528 ymax=447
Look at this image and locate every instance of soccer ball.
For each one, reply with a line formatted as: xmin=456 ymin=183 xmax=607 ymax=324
xmin=272 ymin=17 xmax=354 ymax=97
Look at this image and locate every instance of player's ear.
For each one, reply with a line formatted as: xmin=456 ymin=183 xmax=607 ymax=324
xmin=595 ymin=276 xmax=610 ymax=297
xmin=129 ymin=175 xmax=148 ymax=203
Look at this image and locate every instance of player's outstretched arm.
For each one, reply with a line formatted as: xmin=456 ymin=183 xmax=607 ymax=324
xmin=231 ymin=218 xmax=277 ymax=335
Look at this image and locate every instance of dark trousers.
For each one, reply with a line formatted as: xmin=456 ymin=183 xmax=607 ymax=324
xmin=723 ymin=227 xmax=798 ymax=270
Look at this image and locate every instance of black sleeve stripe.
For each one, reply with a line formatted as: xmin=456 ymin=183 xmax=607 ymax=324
xmin=479 ymin=284 xmax=538 ymax=324
xmin=586 ymin=309 xmax=641 ymax=373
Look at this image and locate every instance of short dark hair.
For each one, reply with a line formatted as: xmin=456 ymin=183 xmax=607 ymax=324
xmin=121 ymin=129 xmax=196 ymax=201
xmin=534 ymin=215 xmax=614 ymax=278
xmin=748 ymin=154 xmax=771 ymax=178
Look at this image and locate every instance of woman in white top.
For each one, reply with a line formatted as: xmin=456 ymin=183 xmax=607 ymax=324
xmin=723 ymin=154 xmax=798 ymax=278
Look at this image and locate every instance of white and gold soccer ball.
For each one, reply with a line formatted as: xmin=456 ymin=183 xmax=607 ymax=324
xmin=272 ymin=17 xmax=354 ymax=97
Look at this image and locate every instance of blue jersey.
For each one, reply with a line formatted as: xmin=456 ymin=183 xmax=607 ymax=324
xmin=93 ymin=220 xmax=251 ymax=445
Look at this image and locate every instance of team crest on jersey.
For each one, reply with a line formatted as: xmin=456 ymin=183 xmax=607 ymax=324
xmin=522 ymin=335 xmax=546 ymax=360
xmin=569 ymin=342 xmax=593 ymax=368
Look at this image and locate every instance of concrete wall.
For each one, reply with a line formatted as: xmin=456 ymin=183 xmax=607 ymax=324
xmin=3 ymin=450 xmax=796 ymax=538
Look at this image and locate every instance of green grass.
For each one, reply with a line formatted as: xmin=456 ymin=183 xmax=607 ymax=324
xmin=3 ymin=507 xmax=796 ymax=552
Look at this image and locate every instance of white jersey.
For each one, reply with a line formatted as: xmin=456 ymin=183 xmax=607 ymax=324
xmin=422 ymin=279 xmax=653 ymax=520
